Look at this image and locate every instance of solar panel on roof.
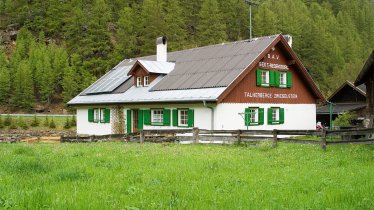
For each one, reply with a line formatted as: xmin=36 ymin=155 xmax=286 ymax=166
xmin=82 ymin=65 xmax=132 ymax=95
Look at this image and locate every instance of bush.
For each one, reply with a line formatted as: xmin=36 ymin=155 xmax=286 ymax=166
xmin=30 ymin=115 xmax=40 ymax=127
xmin=63 ymin=117 xmax=71 ymax=129
xmin=4 ymin=115 xmax=11 ymax=126
xmin=0 ymin=117 xmax=4 ymax=129
xmin=49 ymin=118 xmax=56 ymax=129
xmin=70 ymin=116 xmax=76 ymax=127
xmin=9 ymin=121 xmax=17 ymax=130
xmin=43 ymin=116 xmax=49 ymax=127
xmin=18 ymin=117 xmax=29 ymax=130
xmin=333 ymin=112 xmax=357 ymax=127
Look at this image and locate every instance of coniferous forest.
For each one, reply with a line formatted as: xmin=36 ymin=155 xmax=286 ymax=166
xmin=0 ymin=0 xmax=373 ymax=111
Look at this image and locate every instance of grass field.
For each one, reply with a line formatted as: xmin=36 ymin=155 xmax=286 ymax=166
xmin=0 ymin=143 xmax=373 ymax=209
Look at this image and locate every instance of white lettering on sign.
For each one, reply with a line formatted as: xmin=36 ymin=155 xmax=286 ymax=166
xmin=244 ymin=92 xmax=298 ymax=99
xmin=267 ymin=54 xmax=280 ymax=60
xmin=259 ymin=61 xmax=289 ymax=70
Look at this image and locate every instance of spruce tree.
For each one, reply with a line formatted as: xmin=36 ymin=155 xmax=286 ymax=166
xmin=0 ymin=50 xmax=10 ymax=105
xmin=164 ymin=0 xmax=188 ymax=51
xmin=62 ymin=66 xmax=79 ymax=103
xmin=196 ymin=0 xmax=227 ymax=46
xmin=114 ymin=7 xmax=138 ymax=60
xmin=12 ymin=61 xmax=34 ymax=110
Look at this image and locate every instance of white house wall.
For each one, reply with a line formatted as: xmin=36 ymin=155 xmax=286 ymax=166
xmin=76 ymin=108 xmax=112 ymax=135
xmin=215 ymin=103 xmax=316 ymax=130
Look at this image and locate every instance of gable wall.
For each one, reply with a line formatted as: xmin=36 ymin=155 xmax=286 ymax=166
xmin=330 ymin=85 xmax=366 ymax=103
xmin=221 ymin=44 xmax=317 ymax=104
xmin=132 ymin=66 xmax=158 ymax=86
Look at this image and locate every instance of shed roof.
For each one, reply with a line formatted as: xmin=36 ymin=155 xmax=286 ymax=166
xmin=317 ymin=103 xmax=366 ymax=114
xmin=355 ymin=50 xmax=374 ymax=86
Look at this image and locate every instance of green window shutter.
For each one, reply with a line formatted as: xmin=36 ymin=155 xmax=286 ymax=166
xmin=126 ymin=110 xmax=132 ymax=133
xmin=88 ymin=109 xmax=94 ymax=122
xmin=256 ymin=69 xmax=262 ymax=86
xmin=244 ymin=108 xmax=250 ymax=126
xmin=275 ymin=71 xmax=280 ymax=87
xmin=280 ymin=108 xmax=285 ymax=124
xmin=138 ymin=110 xmax=144 ymax=130
xmin=104 ymin=108 xmax=110 ymax=123
xmin=269 ymin=71 xmax=276 ymax=86
xmin=163 ymin=109 xmax=171 ymax=126
xmin=172 ymin=109 xmax=178 ymax=126
xmin=287 ymin=72 xmax=292 ymax=88
xmin=188 ymin=109 xmax=194 ymax=127
xmin=144 ymin=109 xmax=151 ymax=125
xmin=268 ymin=108 xmax=273 ymax=124
xmin=258 ymin=108 xmax=264 ymax=125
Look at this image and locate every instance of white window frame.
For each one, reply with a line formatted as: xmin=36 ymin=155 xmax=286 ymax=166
xmin=261 ymin=70 xmax=270 ymax=86
xmin=93 ymin=108 xmax=100 ymax=123
xmin=100 ymin=108 xmax=106 ymax=123
xmin=178 ymin=109 xmax=188 ymax=126
xmin=136 ymin=77 xmax=142 ymax=87
xmin=250 ymin=108 xmax=258 ymax=123
xmin=279 ymin=72 xmax=287 ymax=88
xmin=151 ymin=109 xmax=164 ymax=124
xmin=272 ymin=107 xmax=280 ymax=122
xmin=144 ymin=76 xmax=149 ymax=86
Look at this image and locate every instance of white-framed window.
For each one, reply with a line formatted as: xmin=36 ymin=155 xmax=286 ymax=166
xmin=100 ymin=108 xmax=106 ymax=123
xmin=279 ymin=72 xmax=287 ymax=88
xmin=144 ymin=76 xmax=149 ymax=86
xmin=250 ymin=108 xmax=258 ymax=123
xmin=261 ymin=70 xmax=270 ymax=86
xmin=94 ymin=108 xmax=100 ymax=123
xmin=136 ymin=77 xmax=142 ymax=87
xmin=151 ymin=109 xmax=164 ymax=124
xmin=272 ymin=108 xmax=280 ymax=122
xmin=178 ymin=109 xmax=188 ymax=126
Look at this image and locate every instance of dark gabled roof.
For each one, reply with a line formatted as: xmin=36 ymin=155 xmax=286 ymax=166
xmin=355 ymin=50 xmax=374 ymax=86
xmin=317 ymin=103 xmax=366 ymax=114
xmin=328 ymin=81 xmax=366 ymax=101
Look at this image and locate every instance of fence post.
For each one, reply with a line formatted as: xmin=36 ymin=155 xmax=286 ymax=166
xmin=140 ymin=130 xmax=145 ymax=144
xmin=237 ymin=130 xmax=242 ymax=144
xmin=321 ymin=129 xmax=327 ymax=150
xmin=272 ymin=129 xmax=278 ymax=148
xmin=192 ymin=127 xmax=199 ymax=144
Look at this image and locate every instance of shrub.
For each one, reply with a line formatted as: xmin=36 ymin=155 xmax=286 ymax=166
xmin=18 ymin=117 xmax=29 ymax=130
xmin=333 ymin=112 xmax=357 ymax=127
xmin=4 ymin=115 xmax=11 ymax=126
xmin=70 ymin=116 xmax=76 ymax=127
xmin=49 ymin=118 xmax=56 ymax=129
xmin=0 ymin=117 xmax=3 ymax=129
xmin=43 ymin=116 xmax=49 ymax=127
xmin=9 ymin=121 xmax=17 ymax=130
xmin=30 ymin=115 xmax=40 ymax=127
xmin=63 ymin=117 xmax=71 ymax=129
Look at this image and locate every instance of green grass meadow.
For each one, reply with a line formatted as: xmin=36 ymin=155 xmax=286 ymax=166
xmin=0 ymin=143 xmax=373 ymax=209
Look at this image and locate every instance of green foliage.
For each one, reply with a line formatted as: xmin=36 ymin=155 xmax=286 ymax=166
xmin=0 ymin=50 xmax=10 ymax=105
xmin=333 ymin=112 xmax=357 ymax=127
xmin=30 ymin=115 xmax=40 ymax=127
xmin=0 ymin=117 xmax=3 ymax=129
xmin=49 ymin=118 xmax=56 ymax=129
xmin=70 ymin=116 xmax=76 ymax=127
xmin=12 ymin=61 xmax=34 ymax=110
xmin=4 ymin=115 xmax=11 ymax=126
xmin=63 ymin=117 xmax=71 ymax=129
xmin=197 ymin=0 xmax=227 ymax=46
xmin=18 ymin=117 xmax=29 ymax=130
xmin=43 ymin=116 xmax=49 ymax=127
xmin=9 ymin=120 xmax=17 ymax=129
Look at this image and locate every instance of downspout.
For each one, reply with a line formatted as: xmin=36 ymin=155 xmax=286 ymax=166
xmin=203 ymin=100 xmax=215 ymax=130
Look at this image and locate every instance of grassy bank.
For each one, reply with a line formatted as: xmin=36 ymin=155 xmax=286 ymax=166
xmin=0 ymin=143 xmax=373 ymax=209
xmin=0 ymin=115 xmax=75 ymax=131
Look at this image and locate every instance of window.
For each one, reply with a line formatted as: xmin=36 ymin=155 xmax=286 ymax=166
xmin=94 ymin=108 xmax=100 ymax=123
xmin=244 ymin=107 xmax=264 ymax=126
xmin=268 ymin=107 xmax=284 ymax=125
xmin=279 ymin=72 xmax=287 ymax=87
xmin=261 ymin=71 xmax=269 ymax=85
xmin=137 ymin=77 xmax=142 ymax=87
xmin=100 ymin=108 xmax=106 ymax=123
xmin=178 ymin=109 xmax=188 ymax=126
xmin=144 ymin=76 xmax=149 ymax=86
xmin=151 ymin=109 xmax=164 ymax=124
xmin=256 ymin=69 xmax=270 ymax=87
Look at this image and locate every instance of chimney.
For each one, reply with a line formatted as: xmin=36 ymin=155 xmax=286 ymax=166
xmin=156 ymin=36 xmax=167 ymax=62
xmin=283 ymin=35 xmax=293 ymax=48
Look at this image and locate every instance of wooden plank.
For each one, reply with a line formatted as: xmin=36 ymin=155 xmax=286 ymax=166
xmin=143 ymin=129 xmax=192 ymax=134
xmin=277 ymin=138 xmax=320 ymax=145
xmin=272 ymin=129 xmax=278 ymax=148
xmin=140 ymin=130 xmax=144 ymax=144
xmin=327 ymin=128 xmax=374 ymax=135
xmin=327 ymin=139 xmax=374 ymax=145
xmin=277 ymin=130 xmax=321 ymax=136
xmin=192 ymin=127 xmax=199 ymax=144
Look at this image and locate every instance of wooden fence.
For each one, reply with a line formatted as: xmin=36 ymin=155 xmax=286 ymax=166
xmin=60 ymin=128 xmax=374 ymax=149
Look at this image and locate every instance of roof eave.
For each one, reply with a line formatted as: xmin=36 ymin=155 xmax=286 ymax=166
xmin=354 ymin=50 xmax=374 ymax=86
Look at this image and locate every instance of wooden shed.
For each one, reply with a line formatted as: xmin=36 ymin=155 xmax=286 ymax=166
xmin=355 ymin=50 xmax=374 ymax=116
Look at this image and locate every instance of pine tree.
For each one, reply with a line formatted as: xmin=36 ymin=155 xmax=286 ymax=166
xmin=196 ymin=0 xmax=227 ymax=46
xmin=30 ymin=115 xmax=40 ymax=127
xmin=49 ymin=118 xmax=56 ymax=129
xmin=12 ymin=61 xmax=34 ymax=110
xmin=114 ymin=7 xmax=138 ymax=60
xmin=164 ymin=0 xmax=187 ymax=51
xmin=0 ymin=50 xmax=10 ymax=105
xmin=219 ymin=0 xmax=249 ymax=41
xmin=62 ymin=66 xmax=79 ymax=103
xmin=253 ymin=3 xmax=279 ymax=37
